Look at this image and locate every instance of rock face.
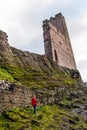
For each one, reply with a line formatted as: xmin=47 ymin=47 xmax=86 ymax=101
xmin=0 ymin=30 xmax=12 ymax=54
xmin=0 ymin=30 xmax=13 ymax=64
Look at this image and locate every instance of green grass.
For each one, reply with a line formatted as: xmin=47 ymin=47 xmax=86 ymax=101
xmin=0 ymin=105 xmax=86 ymax=130
xmin=0 ymin=62 xmax=78 ymax=90
xmin=0 ymin=66 xmax=14 ymax=82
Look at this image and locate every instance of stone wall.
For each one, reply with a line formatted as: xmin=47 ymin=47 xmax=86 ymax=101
xmin=0 ymin=85 xmax=32 ymax=113
xmin=0 ymin=79 xmax=83 ymax=113
xmin=0 ymin=85 xmax=69 ymax=113
xmin=43 ymin=13 xmax=77 ymax=70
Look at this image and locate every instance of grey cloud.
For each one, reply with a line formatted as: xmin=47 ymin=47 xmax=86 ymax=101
xmin=67 ymin=20 xmax=87 ymax=38
xmin=22 ymin=37 xmax=44 ymax=54
xmin=78 ymin=60 xmax=87 ymax=71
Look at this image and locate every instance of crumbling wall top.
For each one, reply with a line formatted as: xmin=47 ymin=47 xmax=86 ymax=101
xmin=43 ymin=12 xmax=66 ymax=35
xmin=0 ymin=30 xmax=8 ymax=41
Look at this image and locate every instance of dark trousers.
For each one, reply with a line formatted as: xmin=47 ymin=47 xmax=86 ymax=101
xmin=33 ymin=105 xmax=36 ymax=113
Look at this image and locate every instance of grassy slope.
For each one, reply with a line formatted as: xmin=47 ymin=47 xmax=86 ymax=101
xmin=0 ymin=63 xmax=84 ymax=130
xmin=0 ymin=63 xmax=77 ymax=89
xmin=0 ymin=46 xmax=81 ymax=90
xmin=0 ymin=104 xmax=87 ymax=130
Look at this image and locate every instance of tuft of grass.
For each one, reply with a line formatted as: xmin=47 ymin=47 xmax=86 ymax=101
xmin=0 ymin=66 xmax=14 ymax=82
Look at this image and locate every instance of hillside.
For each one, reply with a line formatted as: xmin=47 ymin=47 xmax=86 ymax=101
xmin=0 ymin=30 xmax=87 ymax=130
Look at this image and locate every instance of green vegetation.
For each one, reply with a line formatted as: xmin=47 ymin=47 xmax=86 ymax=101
xmin=0 ymin=63 xmax=76 ymax=89
xmin=0 ymin=105 xmax=86 ymax=130
xmin=0 ymin=66 xmax=14 ymax=82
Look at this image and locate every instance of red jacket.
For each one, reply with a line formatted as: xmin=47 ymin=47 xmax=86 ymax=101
xmin=32 ymin=97 xmax=37 ymax=106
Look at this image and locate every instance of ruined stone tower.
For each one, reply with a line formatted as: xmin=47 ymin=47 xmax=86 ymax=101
xmin=43 ymin=13 xmax=77 ymax=70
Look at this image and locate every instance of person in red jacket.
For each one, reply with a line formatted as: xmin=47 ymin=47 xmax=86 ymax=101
xmin=31 ymin=94 xmax=37 ymax=113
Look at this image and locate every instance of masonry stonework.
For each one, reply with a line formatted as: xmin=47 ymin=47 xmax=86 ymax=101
xmin=43 ymin=13 xmax=77 ymax=70
xmin=0 ymin=30 xmax=12 ymax=56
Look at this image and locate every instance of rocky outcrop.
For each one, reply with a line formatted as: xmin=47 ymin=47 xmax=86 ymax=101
xmin=0 ymin=30 xmax=14 ymax=64
xmin=0 ymin=30 xmax=12 ymax=54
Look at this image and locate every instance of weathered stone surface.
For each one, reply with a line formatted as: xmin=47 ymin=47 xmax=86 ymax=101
xmin=43 ymin=13 xmax=77 ymax=70
xmin=81 ymin=111 xmax=87 ymax=121
xmin=0 ymin=85 xmax=32 ymax=113
xmin=0 ymin=30 xmax=14 ymax=64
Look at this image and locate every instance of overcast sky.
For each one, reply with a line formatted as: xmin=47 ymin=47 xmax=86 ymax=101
xmin=0 ymin=0 xmax=87 ymax=81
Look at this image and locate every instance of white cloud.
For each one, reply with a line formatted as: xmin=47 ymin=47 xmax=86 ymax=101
xmin=67 ymin=13 xmax=87 ymax=61
xmin=81 ymin=13 xmax=87 ymax=26
xmin=0 ymin=0 xmax=55 ymax=48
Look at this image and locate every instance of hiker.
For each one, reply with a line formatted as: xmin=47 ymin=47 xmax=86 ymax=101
xmin=31 ymin=94 xmax=37 ymax=113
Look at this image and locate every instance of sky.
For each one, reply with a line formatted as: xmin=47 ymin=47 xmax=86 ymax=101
xmin=0 ymin=0 xmax=87 ymax=81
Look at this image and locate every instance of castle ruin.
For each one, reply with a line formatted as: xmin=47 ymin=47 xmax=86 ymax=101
xmin=43 ymin=13 xmax=77 ymax=70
